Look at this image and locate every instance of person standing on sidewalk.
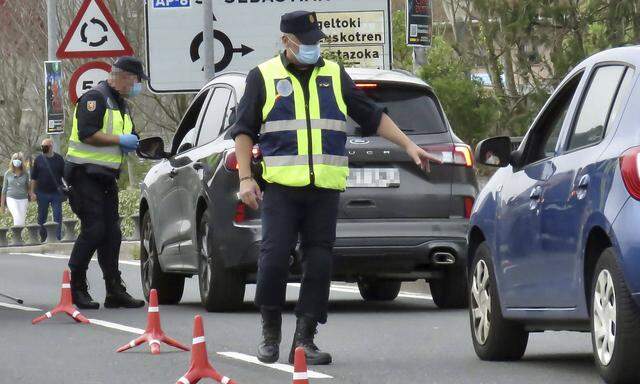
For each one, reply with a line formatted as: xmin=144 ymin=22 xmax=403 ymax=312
xmin=231 ymin=11 xmax=441 ymax=365
xmin=30 ymin=138 xmax=65 ymax=241
xmin=1 ymin=152 xmax=30 ymax=226
xmin=65 ymin=57 xmax=147 ymax=310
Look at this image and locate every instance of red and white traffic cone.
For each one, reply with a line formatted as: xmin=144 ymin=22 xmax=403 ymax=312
xmin=32 ymin=270 xmax=89 ymax=325
xmin=176 ymin=315 xmax=238 ymax=384
xmin=292 ymin=347 xmax=310 ymax=384
xmin=116 ymin=289 xmax=189 ymax=355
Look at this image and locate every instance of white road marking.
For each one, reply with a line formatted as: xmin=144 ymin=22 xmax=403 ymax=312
xmin=218 ymin=352 xmax=333 ymax=379
xmin=0 ymin=302 xmax=41 ymax=311
xmin=87 ymin=319 xmax=145 ymax=334
xmin=7 ymin=252 xmax=139 ymax=266
xmin=288 ymin=283 xmax=433 ymax=301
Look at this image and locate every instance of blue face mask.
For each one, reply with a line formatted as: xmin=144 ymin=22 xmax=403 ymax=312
xmin=12 ymin=160 xmax=22 ymax=168
xmin=129 ymin=82 xmax=143 ymax=97
xmin=288 ymin=39 xmax=321 ymax=65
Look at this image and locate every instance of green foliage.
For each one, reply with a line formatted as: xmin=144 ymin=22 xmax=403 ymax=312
xmin=418 ymin=37 xmax=497 ymax=145
xmin=392 ymin=10 xmax=413 ymax=71
xmin=0 ymin=189 xmax=141 ymax=240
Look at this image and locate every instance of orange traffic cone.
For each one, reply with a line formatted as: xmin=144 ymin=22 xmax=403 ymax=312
xmin=116 ymin=289 xmax=189 ymax=354
xmin=32 ymin=270 xmax=90 ymax=325
xmin=292 ymin=347 xmax=310 ymax=384
xmin=176 ymin=315 xmax=238 ymax=384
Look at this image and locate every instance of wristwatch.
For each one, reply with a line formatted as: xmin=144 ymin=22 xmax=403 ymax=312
xmin=239 ymin=176 xmax=253 ymax=182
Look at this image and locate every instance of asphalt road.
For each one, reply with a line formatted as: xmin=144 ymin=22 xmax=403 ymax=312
xmin=0 ymin=251 xmax=603 ymax=384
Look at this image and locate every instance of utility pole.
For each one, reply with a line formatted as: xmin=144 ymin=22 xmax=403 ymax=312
xmin=47 ymin=0 xmax=61 ymax=153
xmin=412 ymin=46 xmax=427 ymax=75
xmin=202 ymin=0 xmax=215 ymax=83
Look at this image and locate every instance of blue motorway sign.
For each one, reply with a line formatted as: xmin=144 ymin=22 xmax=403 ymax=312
xmin=152 ymin=0 xmax=190 ymax=9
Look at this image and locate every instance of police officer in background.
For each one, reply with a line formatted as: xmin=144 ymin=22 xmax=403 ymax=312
xmin=231 ymin=11 xmax=440 ymax=365
xmin=65 ymin=57 xmax=146 ymax=310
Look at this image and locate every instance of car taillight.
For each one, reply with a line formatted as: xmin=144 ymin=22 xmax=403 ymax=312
xmin=464 ymin=197 xmax=475 ymax=219
xmin=620 ymin=146 xmax=640 ymax=200
xmin=421 ymin=144 xmax=474 ymax=167
xmin=224 ymin=150 xmax=239 ymax=171
xmin=234 ymin=202 xmax=247 ymax=223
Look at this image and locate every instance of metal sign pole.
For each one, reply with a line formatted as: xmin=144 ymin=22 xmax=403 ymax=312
xmin=202 ymin=0 xmax=215 ymax=83
xmin=47 ymin=0 xmax=61 ymax=152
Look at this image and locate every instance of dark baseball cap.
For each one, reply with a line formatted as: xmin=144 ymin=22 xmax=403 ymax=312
xmin=280 ymin=11 xmax=326 ymax=45
xmin=113 ymin=56 xmax=149 ymax=81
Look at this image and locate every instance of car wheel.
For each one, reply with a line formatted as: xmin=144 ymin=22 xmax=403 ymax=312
xmin=358 ymin=280 xmax=401 ymax=301
xmin=591 ymin=248 xmax=640 ymax=384
xmin=140 ymin=210 xmax=185 ymax=304
xmin=198 ymin=209 xmax=245 ymax=312
xmin=469 ymin=242 xmax=528 ymax=361
xmin=429 ymin=266 xmax=468 ymax=309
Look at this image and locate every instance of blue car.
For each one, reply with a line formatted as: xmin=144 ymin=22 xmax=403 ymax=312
xmin=467 ymin=46 xmax=640 ymax=384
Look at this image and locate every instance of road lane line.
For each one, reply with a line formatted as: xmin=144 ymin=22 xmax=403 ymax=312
xmin=88 ymin=319 xmax=145 ymax=335
xmin=217 ymin=352 xmax=333 ymax=379
xmin=7 ymin=252 xmax=139 ymax=266
xmin=288 ymin=283 xmax=433 ymax=301
xmin=0 ymin=302 xmax=41 ymax=311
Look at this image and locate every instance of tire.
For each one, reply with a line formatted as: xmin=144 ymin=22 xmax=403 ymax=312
xmin=358 ymin=280 xmax=401 ymax=301
xmin=591 ymin=248 xmax=640 ymax=384
xmin=430 ymin=266 xmax=468 ymax=309
xmin=469 ymin=242 xmax=528 ymax=361
xmin=140 ymin=210 xmax=185 ymax=305
xmin=198 ymin=209 xmax=245 ymax=312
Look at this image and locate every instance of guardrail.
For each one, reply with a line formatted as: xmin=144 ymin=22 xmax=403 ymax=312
xmin=0 ymin=214 xmax=140 ymax=247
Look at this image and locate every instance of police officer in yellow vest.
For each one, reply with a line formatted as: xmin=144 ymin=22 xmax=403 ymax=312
xmin=65 ymin=57 xmax=146 ymax=310
xmin=231 ymin=12 xmax=441 ymax=365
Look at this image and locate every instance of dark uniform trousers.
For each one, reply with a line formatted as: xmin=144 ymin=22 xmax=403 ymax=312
xmin=255 ymin=183 xmax=340 ymax=324
xmin=67 ymin=166 xmax=121 ymax=278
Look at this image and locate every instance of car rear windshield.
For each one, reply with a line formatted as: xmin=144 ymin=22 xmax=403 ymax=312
xmin=347 ymin=85 xmax=448 ymax=135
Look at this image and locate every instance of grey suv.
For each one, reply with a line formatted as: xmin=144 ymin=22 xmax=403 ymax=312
xmin=137 ymin=68 xmax=479 ymax=311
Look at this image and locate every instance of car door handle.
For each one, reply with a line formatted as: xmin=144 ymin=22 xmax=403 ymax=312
xmin=575 ymin=174 xmax=590 ymax=200
xmin=169 ymin=168 xmax=178 ymax=178
xmin=529 ymin=186 xmax=543 ymax=210
xmin=577 ymin=174 xmax=590 ymax=189
xmin=530 ymin=186 xmax=542 ymax=200
xmin=192 ymin=162 xmax=204 ymax=170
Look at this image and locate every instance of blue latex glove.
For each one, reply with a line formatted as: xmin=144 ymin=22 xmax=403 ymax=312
xmin=119 ymin=134 xmax=139 ymax=153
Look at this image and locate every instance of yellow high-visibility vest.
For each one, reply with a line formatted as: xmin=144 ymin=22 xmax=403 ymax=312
xmin=258 ymin=56 xmax=349 ymax=190
xmin=67 ymin=83 xmax=133 ymax=170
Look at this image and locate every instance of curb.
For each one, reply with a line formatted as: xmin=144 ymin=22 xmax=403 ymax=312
xmin=1 ymin=241 xmax=139 ymax=261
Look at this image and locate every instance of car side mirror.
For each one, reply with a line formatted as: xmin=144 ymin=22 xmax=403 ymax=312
xmin=137 ymin=137 xmax=169 ymax=160
xmin=177 ymin=142 xmax=193 ymax=154
xmin=475 ymin=136 xmax=512 ymax=167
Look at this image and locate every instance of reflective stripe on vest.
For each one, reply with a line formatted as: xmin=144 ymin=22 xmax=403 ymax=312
xmin=67 ymin=84 xmax=133 ymax=170
xmin=258 ymin=56 xmax=349 ymax=190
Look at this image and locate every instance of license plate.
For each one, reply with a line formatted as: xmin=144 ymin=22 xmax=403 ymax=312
xmin=347 ymin=168 xmax=400 ymax=188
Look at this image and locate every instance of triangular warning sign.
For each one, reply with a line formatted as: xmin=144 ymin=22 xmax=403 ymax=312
xmin=57 ymin=0 xmax=134 ymax=59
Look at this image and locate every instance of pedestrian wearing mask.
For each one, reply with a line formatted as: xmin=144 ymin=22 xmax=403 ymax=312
xmin=30 ymin=138 xmax=66 ymax=241
xmin=65 ymin=56 xmax=146 ymax=310
xmin=1 ymin=152 xmax=30 ymax=226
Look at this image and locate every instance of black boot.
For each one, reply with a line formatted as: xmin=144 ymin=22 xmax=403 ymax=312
xmin=104 ymin=272 xmax=145 ymax=308
xmin=70 ymin=271 xmax=99 ymax=309
xmin=289 ymin=316 xmax=332 ymax=365
xmin=257 ymin=307 xmax=282 ymax=363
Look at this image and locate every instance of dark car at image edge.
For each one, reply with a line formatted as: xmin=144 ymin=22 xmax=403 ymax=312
xmin=136 ymin=67 xmax=479 ymax=312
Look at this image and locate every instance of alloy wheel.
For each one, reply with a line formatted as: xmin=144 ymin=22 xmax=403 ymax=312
xmin=471 ymin=259 xmax=491 ymax=345
xmin=140 ymin=216 xmax=154 ymax=294
xmin=593 ymin=269 xmax=616 ymax=366
xmin=198 ymin=221 xmax=212 ymax=299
